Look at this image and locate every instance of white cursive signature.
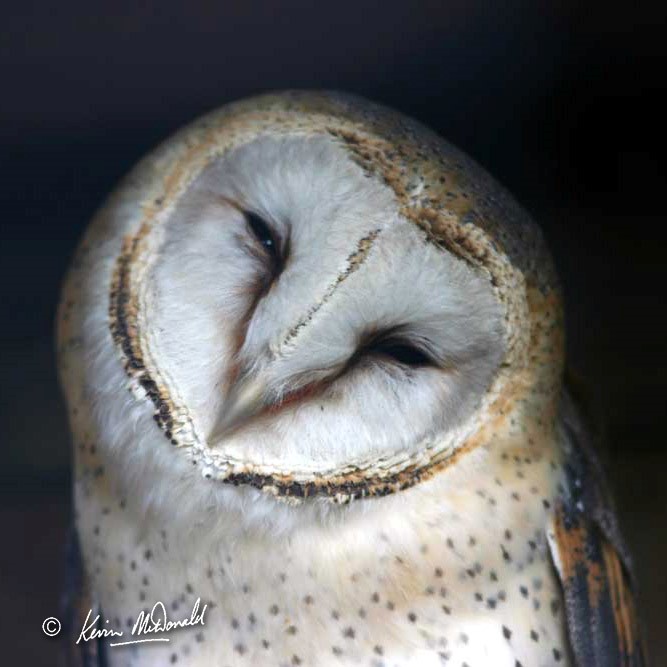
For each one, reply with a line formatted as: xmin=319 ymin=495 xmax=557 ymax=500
xmin=76 ymin=598 xmax=208 ymax=647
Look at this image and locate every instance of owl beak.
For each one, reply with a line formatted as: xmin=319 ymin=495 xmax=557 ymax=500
xmin=208 ymin=375 xmax=267 ymax=444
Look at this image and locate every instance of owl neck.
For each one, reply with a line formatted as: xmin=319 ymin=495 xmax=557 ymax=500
xmin=79 ymin=414 xmax=564 ymax=650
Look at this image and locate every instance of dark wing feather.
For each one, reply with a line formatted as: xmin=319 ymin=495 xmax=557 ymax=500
xmin=61 ymin=526 xmax=108 ymax=667
xmin=547 ymin=390 xmax=646 ymax=666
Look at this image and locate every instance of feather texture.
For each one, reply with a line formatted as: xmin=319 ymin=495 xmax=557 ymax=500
xmin=547 ymin=392 xmax=645 ymax=666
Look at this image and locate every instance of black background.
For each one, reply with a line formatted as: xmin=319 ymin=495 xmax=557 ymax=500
xmin=1 ymin=2 xmax=665 ymax=664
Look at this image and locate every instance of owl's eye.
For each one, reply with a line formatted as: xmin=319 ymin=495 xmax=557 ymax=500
xmin=354 ymin=331 xmax=434 ymax=369
xmin=246 ymin=211 xmax=278 ymax=257
xmin=370 ymin=338 xmax=433 ymax=367
xmin=244 ymin=210 xmax=286 ymax=296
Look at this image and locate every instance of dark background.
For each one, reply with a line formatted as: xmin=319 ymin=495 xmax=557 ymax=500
xmin=1 ymin=2 xmax=665 ymax=664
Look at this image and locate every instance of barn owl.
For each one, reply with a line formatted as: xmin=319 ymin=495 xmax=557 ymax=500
xmin=57 ymin=91 xmax=644 ymax=667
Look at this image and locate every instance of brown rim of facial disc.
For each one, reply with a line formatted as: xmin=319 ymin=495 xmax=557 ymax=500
xmin=107 ymin=90 xmax=564 ymax=504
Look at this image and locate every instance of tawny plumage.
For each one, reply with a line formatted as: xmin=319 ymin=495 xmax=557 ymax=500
xmin=57 ymin=91 xmax=644 ymax=666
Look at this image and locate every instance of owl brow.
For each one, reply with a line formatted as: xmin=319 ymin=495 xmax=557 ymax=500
xmin=216 ymin=195 xmax=277 ymax=232
xmin=277 ymin=229 xmax=381 ymax=354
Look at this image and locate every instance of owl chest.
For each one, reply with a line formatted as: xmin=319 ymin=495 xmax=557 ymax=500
xmin=179 ymin=557 xmax=569 ymax=667
xmin=87 ymin=513 xmax=570 ymax=667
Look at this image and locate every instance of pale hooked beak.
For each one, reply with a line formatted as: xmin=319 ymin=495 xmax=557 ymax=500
xmin=208 ymin=374 xmax=268 ymax=444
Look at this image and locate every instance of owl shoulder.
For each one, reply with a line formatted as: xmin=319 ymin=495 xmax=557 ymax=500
xmin=546 ymin=378 xmax=646 ymax=666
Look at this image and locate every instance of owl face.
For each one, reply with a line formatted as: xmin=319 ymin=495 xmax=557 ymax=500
xmin=149 ymin=135 xmax=504 ymax=475
xmin=61 ymin=91 xmax=561 ymax=533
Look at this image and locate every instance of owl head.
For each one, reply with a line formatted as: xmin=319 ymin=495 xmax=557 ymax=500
xmin=57 ymin=91 xmax=563 ymax=535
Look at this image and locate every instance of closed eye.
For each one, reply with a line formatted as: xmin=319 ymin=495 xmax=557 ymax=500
xmin=370 ymin=339 xmax=433 ymax=367
xmin=352 ymin=330 xmax=435 ymax=369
